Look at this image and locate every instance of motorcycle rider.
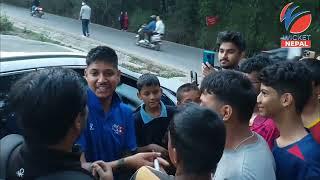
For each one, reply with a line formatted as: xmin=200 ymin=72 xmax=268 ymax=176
xmin=31 ymin=0 xmax=40 ymax=14
xmin=155 ymin=15 xmax=165 ymax=36
xmin=140 ymin=15 xmax=157 ymax=43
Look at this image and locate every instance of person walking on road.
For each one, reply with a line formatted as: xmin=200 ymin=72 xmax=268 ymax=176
xmin=119 ymin=11 xmax=124 ymax=30
xmin=79 ymin=1 xmax=91 ymax=37
xmin=123 ymin=12 xmax=129 ymax=31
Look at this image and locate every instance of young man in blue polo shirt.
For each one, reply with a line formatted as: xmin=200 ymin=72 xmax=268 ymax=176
xmin=258 ymin=61 xmax=320 ymax=179
xmin=77 ymin=46 xmax=167 ymax=176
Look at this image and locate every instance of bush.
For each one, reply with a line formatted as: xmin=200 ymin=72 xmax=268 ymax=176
xmin=0 ymin=15 xmax=13 ymax=32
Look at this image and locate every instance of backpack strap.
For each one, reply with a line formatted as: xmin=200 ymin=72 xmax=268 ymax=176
xmin=0 ymin=134 xmax=24 ymax=179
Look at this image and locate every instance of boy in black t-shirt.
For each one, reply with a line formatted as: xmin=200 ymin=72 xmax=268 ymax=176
xmin=134 ymin=74 xmax=175 ymax=155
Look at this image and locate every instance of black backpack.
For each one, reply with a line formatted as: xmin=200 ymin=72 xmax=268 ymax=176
xmin=0 ymin=134 xmax=93 ymax=180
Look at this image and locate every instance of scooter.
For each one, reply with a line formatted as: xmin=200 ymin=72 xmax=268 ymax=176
xmin=135 ymin=25 xmax=162 ymax=51
xmin=31 ymin=7 xmax=44 ymax=18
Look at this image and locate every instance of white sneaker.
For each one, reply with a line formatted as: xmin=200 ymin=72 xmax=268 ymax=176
xmin=86 ymin=33 xmax=90 ymax=37
xmin=82 ymin=35 xmax=86 ymax=38
xmin=139 ymin=40 xmax=145 ymax=43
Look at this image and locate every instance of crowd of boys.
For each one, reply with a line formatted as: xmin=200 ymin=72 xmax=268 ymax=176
xmin=2 ymin=30 xmax=320 ymax=180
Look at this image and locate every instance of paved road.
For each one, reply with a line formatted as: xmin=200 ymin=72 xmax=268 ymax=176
xmin=0 ymin=35 xmax=74 ymax=52
xmin=0 ymin=3 xmax=205 ymax=73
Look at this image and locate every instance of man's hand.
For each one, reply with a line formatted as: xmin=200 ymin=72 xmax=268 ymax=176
xmin=125 ymin=152 xmax=170 ymax=170
xmin=202 ymin=62 xmax=216 ymax=77
xmin=143 ymin=144 xmax=168 ymax=156
xmin=92 ymin=161 xmax=113 ymax=180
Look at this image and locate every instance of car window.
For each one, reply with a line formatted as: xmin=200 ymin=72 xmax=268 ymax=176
xmin=0 ymin=70 xmax=36 ymax=138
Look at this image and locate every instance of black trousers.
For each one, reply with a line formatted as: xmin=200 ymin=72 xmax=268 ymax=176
xmin=81 ymin=19 xmax=90 ymax=36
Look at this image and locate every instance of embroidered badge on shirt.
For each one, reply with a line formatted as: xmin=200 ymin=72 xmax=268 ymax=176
xmin=89 ymin=123 xmax=95 ymax=131
xmin=112 ymin=124 xmax=125 ymax=135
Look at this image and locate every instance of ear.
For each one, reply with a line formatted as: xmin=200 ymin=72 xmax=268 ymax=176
xmin=171 ymin=148 xmax=178 ymax=165
xmin=84 ymin=69 xmax=88 ymax=80
xmin=240 ymin=51 xmax=246 ymax=59
xmin=220 ymin=105 xmax=233 ymax=121
xmin=280 ymin=93 xmax=293 ymax=108
xmin=168 ymin=134 xmax=178 ymax=166
xmin=74 ymin=113 xmax=82 ymax=131
xmin=137 ymin=92 xmax=142 ymax=100
xmin=116 ymin=70 xmax=121 ymax=83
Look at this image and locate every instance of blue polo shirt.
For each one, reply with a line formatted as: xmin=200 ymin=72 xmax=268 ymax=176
xmin=140 ymin=101 xmax=168 ymax=124
xmin=77 ymin=88 xmax=137 ymax=162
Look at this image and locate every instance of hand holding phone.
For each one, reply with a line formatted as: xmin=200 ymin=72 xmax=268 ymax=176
xmin=203 ymin=50 xmax=215 ymax=67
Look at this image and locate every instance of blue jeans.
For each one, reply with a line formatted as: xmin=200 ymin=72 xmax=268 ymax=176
xmin=82 ymin=19 xmax=90 ymax=36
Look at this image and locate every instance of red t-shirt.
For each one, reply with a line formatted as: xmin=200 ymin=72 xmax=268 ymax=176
xmin=250 ymin=115 xmax=280 ymax=149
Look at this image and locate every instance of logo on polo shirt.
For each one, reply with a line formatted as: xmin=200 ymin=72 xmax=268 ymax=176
xmin=112 ymin=124 xmax=125 ymax=135
xmin=16 ymin=168 xmax=24 ymax=178
xmin=89 ymin=123 xmax=95 ymax=131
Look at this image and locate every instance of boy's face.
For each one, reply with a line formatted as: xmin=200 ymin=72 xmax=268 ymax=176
xmin=178 ymin=90 xmax=201 ymax=105
xmin=200 ymin=91 xmax=222 ymax=117
xmin=138 ymin=85 xmax=162 ymax=109
xmin=257 ymin=84 xmax=283 ymax=118
xmin=218 ymin=42 xmax=243 ymax=69
xmin=85 ymin=61 xmax=120 ymax=99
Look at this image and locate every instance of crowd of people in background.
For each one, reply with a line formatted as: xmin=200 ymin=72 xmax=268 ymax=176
xmin=1 ymin=26 xmax=320 ymax=180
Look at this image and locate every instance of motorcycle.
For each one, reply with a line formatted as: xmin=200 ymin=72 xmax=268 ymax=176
xmin=135 ymin=24 xmax=162 ymax=51
xmin=31 ymin=7 xmax=44 ymax=18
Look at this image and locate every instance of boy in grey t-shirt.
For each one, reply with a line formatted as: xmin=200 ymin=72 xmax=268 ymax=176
xmin=214 ymin=133 xmax=275 ymax=180
xmin=200 ymin=70 xmax=276 ymax=180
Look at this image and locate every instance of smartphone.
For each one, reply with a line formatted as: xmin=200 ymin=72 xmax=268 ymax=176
xmin=203 ymin=50 xmax=215 ymax=67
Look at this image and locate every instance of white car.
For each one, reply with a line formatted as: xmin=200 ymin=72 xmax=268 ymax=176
xmin=0 ymin=52 xmax=182 ymax=138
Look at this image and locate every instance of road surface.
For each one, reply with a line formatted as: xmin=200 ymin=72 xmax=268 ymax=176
xmin=1 ymin=3 xmax=206 ymax=74
xmin=0 ymin=35 xmax=74 ymax=52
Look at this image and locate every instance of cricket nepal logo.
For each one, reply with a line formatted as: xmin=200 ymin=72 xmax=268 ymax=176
xmin=280 ymin=2 xmax=312 ymax=48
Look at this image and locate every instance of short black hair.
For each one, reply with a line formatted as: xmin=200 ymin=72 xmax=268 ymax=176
xmin=260 ymin=61 xmax=312 ymax=113
xmin=9 ymin=68 xmax=87 ymax=146
xmin=299 ymin=58 xmax=320 ymax=86
xmin=86 ymin=46 xmax=118 ymax=68
xmin=200 ymin=70 xmax=257 ymax=123
xmin=240 ymin=54 xmax=274 ymax=74
xmin=216 ymin=31 xmax=246 ymax=52
xmin=176 ymin=83 xmax=200 ymax=102
xmin=169 ymin=103 xmax=226 ymax=174
xmin=137 ymin=73 xmax=160 ymax=92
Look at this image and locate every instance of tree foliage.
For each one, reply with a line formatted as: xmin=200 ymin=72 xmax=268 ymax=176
xmin=4 ymin=0 xmax=319 ymax=55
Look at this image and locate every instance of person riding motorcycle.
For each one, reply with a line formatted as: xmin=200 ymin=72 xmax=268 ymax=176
xmin=31 ymin=0 xmax=40 ymax=13
xmin=155 ymin=15 xmax=165 ymax=36
xmin=142 ymin=15 xmax=157 ymax=43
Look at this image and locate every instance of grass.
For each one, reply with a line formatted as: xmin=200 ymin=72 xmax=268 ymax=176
xmin=121 ymin=57 xmax=186 ymax=78
xmin=0 ymin=15 xmax=14 ymax=32
xmin=2 ymin=26 xmax=63 ymax=45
